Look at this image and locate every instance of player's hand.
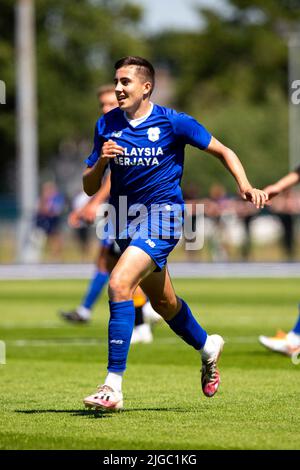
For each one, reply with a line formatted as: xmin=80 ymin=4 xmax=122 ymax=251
xmin=81 ymin=203 xmax=98 ymax=223
xmin=262 ymin=184 xmax=280 ymax=201
xmin=101 ymin=139 xmax=124 ymax=161
xmin=68 ymin=210 xmax=82 ymax=228
xmin=240 ymin=187 xmax=268 ymax=209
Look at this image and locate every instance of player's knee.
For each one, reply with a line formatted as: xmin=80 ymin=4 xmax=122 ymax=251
xmin=108 ymin=273 xmax=132 ymax=301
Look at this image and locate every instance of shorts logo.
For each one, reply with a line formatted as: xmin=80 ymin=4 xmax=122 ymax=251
xmin=147 ymin=127 xmax=160 ymax=142
xmin=145 ymin=239 xmax=156 ymax=248
xmin=111 ymin=131 xmax=122 ymax=138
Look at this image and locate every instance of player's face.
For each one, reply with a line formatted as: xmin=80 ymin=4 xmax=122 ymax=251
xmin=114 ymin=66 xmax=151 ymax=113
xmin=99 ymin=91 xmax=118 ymax=115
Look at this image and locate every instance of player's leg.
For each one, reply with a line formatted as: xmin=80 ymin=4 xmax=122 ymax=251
xmin=259 ymin=304 xmax=300 ymax=356
xmin=79 ymin=244 xmax=109 ymax=313
xmin=103 ymin=248 xmax=155 ymax=390
xmin=140 ymin=266 xmax=224 ymax=397
xmin=83 ymin=246 xmax=156 ymax=410
xmin=60 ymin=244 xmax=109 ymax=323
xmin=106 ymin=242 xmax=155 ymax=344
xmin=47 ymin=221 xmax=64 ymax=261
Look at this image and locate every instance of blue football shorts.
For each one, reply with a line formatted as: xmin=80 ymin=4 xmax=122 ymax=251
xmin=115 ymin=207 xmax=183 ymax=271
xmin=115 ymin=236 xmax=179 ymax=272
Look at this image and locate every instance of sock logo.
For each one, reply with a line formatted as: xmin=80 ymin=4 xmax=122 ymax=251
xmin=110 ymin=339 xmax=124 ymax=345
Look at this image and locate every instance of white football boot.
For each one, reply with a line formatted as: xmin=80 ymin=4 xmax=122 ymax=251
xmin=130 ymin=323 xmax=153 ymax=344
xmin=259 ymin=330 xmax=300 ymax=356
xmin=201 ymin=334 xmax=224 ymax=398
xmin=83 ymin=385 xmax=123 ymax=411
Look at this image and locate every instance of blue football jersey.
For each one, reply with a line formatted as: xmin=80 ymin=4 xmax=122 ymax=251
xmin=85 ymin=104 xmax=212 ymax=210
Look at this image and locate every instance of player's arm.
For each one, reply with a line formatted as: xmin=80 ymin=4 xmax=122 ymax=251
xmin=68 ymin=208 xmax=84 ymax=228
xmin=87 ymin=173 xmax=111 ymax=207
xmin=83 ymin=158 xmax=109 ymax=196
xmin=204 ymin=137 xmax=268 ymax=209
xmin=263 ymin=166 xmax=300 ymax=200
xmin=83 ymin=140 xmax=123 ymax=196
xmin=172 ymin=112 xmax=267 ymax=208
xmin=81 ymin=174 xmax=111 ymax=223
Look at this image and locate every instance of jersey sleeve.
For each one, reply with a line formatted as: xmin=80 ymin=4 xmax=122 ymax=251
xmin=171 ymin=112 xmax=212 ymax=150
xmin=84 ymin=119 xmax=105 ymax=167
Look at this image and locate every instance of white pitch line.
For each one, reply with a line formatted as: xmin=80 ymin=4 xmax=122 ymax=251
xmin=1 ymin=262 xmax=300 ymax=279
xmin=0 ymin=323 xmax=65 ymax=329
xmin=4 ymin=336 xmax=258 ymax=347
xmin=10 ymin=339 xmax=102 ymax=347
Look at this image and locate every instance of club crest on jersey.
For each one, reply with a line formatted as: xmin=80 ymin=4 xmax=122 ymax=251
xmin=147 ymin=127 xmax=160 ymax=142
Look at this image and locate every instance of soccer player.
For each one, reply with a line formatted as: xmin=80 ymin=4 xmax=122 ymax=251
xmin=61 ymin=84 xmax=157 ymax=343
xmin=82 ymin=56 xmax=268 ymax=411
xmin=259 ymin=167 xmax=300 ymax=356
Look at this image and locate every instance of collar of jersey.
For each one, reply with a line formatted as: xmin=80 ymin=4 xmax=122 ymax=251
xmin=124 ymin=102 xmax=154 ymax=128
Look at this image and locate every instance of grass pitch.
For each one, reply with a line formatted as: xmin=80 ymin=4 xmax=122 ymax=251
xmin=1 ymin=278 xmax=300 ymax=450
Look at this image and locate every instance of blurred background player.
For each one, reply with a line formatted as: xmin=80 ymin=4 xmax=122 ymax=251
xmin=34 ymin=181 xmax=65 ymax=261
xmin=259 ymin=166 xmax=300 ymax=356
xmin=60 ymin=84 xmax=160 ymax=343
xmin=68 ymin=190 xmax=93 ymax=262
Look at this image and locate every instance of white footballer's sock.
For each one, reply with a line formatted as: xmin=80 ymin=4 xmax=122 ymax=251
xmin=77 ymin=305 xmax=91 ymax=320
xmin=104 ymin=372 xmax=124 ymax=392
xmin=201 ymin=335 xmax=217 ymax=360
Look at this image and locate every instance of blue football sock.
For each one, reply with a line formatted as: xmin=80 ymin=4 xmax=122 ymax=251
xmin=166 ymin=299 xmax=207 ymax=350
xmin=291 ymin=308 xmax=300 ymax=335
xmin=108 ymin=300 xmax=135 ymax=372
xmin=82 ymin=270 xmax=109 ymax=310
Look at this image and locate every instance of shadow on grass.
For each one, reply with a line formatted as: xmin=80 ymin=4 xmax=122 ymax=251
xmin=15 ymin=406 xmax=193 ymax=416
xmin=15 ymin=409 xmax=111 ymax=419
xmin=122 ymin=407 xmax=194 ymax=413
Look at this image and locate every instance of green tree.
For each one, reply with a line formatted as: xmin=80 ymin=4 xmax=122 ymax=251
xmin=0 ymin=0 xmax=149 ymax=194
xmin=150 ymin=0 xmax=300 ymax=193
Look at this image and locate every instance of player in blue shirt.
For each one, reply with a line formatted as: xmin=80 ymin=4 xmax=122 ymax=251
xmin=83 ymin=56 xmax=268 ymax=411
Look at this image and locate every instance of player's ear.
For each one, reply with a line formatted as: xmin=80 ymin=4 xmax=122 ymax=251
xmin=143 ymin=81 xmax=152 ymax=96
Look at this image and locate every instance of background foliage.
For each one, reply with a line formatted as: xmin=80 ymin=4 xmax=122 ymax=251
xmin=1 ymin=0 xmax=300 ymax=196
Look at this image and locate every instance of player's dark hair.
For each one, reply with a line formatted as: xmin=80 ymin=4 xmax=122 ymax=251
xmin=114 ymin=56 xmax=155 ymax=95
